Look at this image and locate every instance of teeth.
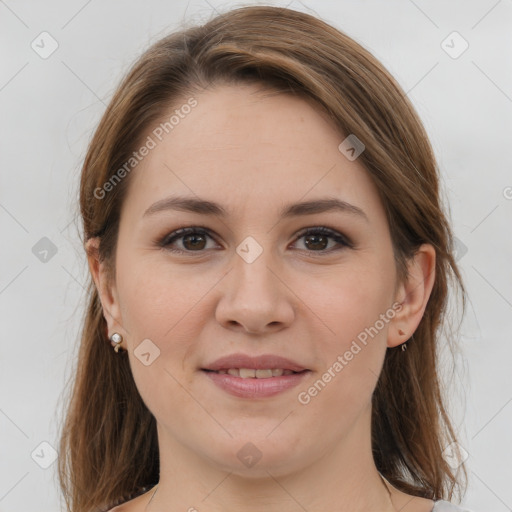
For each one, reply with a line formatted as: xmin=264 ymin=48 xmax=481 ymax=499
xmin=256 ymin=369 xmax=273 ymax=378
xmin=216 ymin=368 xmax=296 ymax=378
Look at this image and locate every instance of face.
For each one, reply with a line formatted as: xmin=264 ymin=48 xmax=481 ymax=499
xmin=97 ymin=83 xmax=413 ymax=478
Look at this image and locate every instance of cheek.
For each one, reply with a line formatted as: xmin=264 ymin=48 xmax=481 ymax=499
xmin=298 ymin=282 xmax=391 ymax=419
xmin=300 ymin=260 xmax=394 ymax=402
xmin=305 ymin=260 xmax=395 ymax=345
xmin=116 ymin=253 xmax=215 ymax=341
xmin=117 ymin=258 xmax=210 ymax=420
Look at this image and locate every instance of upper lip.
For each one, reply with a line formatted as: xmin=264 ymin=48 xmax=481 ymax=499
xmin=202 ymin=353 xmax=308 ymax=372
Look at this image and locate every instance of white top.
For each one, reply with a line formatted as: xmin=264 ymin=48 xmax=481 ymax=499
xmin=432 ymin=500 xmax=474 ymax=511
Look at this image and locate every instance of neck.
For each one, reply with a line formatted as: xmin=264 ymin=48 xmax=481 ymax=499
xmin=146 ymin=472 xmax=395 ymax=512
xmin=145 ymin=408 xmax=398 ymax=512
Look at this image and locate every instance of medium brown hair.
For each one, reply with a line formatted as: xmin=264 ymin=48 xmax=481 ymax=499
xmin=57 ymin=5 xmax=468 ymax=511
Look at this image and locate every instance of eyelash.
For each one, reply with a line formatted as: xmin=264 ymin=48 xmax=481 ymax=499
xmin=157 ymin=226 xmax=354 ymax=255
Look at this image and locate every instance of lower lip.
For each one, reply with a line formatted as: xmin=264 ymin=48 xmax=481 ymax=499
xmin=202 ymin=370 xmax=311 ymax=398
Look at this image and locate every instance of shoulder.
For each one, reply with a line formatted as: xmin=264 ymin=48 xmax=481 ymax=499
xmin=432 ymin=500 xmax=475 ymax=512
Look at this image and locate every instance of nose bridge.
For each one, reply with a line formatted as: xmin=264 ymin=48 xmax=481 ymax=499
xmin=232 ymin=236 xmax=279 ymax=303
xmin=215 ymin=235 xmax=294 ymax=332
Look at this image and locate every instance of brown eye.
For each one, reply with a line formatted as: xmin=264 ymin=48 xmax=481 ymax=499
xmin=181 ymin=233 xmax=207 ymax=250
xmin=293 ymin=227 xmax=352 ymax=253
xmin=160 ymin=227 xmax=219 ymax=253
xmin=303 ymin=233 xmax=329 ymax=251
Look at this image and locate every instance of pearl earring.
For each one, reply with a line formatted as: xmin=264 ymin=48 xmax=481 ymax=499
xmin=109 ymin=332 xmax=124 ymax=353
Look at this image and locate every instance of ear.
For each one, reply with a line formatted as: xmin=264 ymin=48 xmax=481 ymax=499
xmin=85 ymin=237 xmax=124 ymax=338
xmin=388 ymin=243 xmax=436 ymax=348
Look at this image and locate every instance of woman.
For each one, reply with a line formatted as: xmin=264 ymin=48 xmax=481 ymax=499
xmin=57 ymin=5 xmax=472 ymax=512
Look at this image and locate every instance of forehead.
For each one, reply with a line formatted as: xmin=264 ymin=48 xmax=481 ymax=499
xmin=122 ymin=83 xmax=385 ymax=225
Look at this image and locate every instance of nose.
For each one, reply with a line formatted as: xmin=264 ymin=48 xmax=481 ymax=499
xmin=215 ymin=249 xmax=296 ymax=335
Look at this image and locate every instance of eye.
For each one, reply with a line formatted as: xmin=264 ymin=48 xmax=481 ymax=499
xmin=291 ymin=226 xmax=353 ymax=254
xmin=158 ymin=225 xmax=352 ymax=255
xmin=158 ymin=227 xmax=220 ymax=253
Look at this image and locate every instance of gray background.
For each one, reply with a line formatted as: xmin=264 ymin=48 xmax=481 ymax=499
xmin=1 ymin=0 xmax=511 ymax=510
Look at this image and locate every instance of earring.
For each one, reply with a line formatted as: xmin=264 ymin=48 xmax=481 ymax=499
xmin=109 ymin=332 xmax=124 ymax=353
xmin=398 ymin=329 xmax=407 ymax=351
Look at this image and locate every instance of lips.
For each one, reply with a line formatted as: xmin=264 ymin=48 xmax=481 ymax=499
xmin=201 ymin=353 xmax=308 ymax=373
xmin=203 ymin=369 xmax=310 ymax=398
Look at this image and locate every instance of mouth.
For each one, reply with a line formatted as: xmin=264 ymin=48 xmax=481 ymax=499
xmin=200 ymin=353 xmax=311 ymax=398
xmin=201 ymin=367 xmax=311 ymax=398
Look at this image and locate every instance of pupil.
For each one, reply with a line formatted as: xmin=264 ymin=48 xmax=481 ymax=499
xmin=305 ymin=234 xmax=327 ymax=250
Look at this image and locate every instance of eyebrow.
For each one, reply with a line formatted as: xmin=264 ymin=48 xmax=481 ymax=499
xmin=143 ymin=195 xmax=369 ymax=222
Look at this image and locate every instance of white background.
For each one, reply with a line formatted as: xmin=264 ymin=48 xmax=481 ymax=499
xmin=1 ymin=0 xmax=511 ymax=510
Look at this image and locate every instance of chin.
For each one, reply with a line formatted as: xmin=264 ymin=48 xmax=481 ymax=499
xmin=198 ymin=434 xmax=310 ymax=478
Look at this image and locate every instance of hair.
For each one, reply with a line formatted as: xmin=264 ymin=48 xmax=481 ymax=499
xmin=57 ymin=5 xmax=468 ymax=511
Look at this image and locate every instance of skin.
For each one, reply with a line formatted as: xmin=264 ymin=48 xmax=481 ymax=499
xmin=88 ymin=83 xmax=436 ymax=512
